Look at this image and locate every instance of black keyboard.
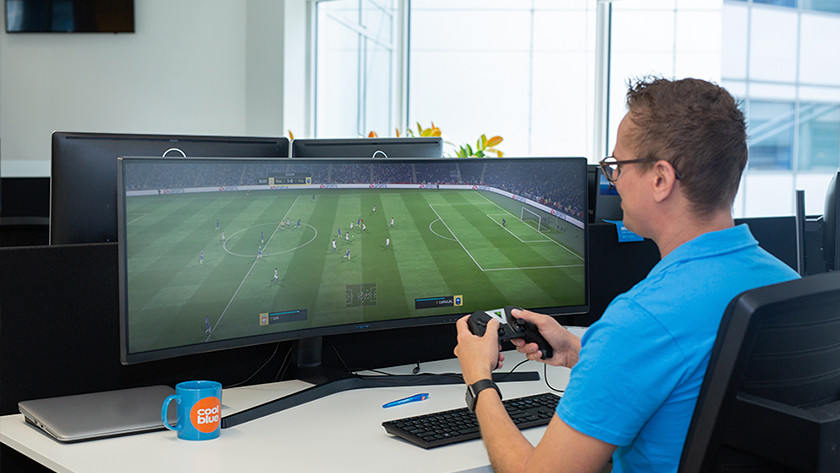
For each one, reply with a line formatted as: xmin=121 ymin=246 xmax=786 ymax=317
xmin=382 ymin=392 xmax=560 ymax=449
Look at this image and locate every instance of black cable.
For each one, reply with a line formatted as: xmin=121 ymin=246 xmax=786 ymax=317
xmin=326 ymin=338 xmax=354 ymax=374
xmin=307 ymin=341 xmax=565 ymax=393
xmin=273 ymin=344 xmax=295 ymax=381
xmin=225 ymin=342 xmax=283 ymax=388
xmin=543 ymin=363 xmax=565 ymax=394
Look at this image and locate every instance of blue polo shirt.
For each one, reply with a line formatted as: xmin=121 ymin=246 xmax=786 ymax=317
xmin=556 ymin=224 xmax=799 ymax=473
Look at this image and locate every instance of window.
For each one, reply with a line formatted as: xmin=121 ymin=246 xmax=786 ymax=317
xmin=314 ymin=0 xmax=399 ymax=138
xmin=799 ymin=103 xmax=840 ymax=171
xmin=408 ymin=1 xmax=597 ymax=158
xmin=310 ymin=0 xmax=840 ymax=217
xmin=747 ymin=100 xmax=794 ymax=171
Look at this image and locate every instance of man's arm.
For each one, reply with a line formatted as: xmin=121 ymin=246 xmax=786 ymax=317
xmin=474 ymin=389 xmax=615 ymax=473
xmin=454 ymin=315 xmax=614 ymax=473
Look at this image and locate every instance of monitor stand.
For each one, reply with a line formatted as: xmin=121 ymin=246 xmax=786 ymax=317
xmin=221 ymin=336 xmax=540 ymax=428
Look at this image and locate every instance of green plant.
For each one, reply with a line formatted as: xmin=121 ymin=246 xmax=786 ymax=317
xmin=453 ymin=133 xmax=504 ymax=158
xmin=370 ymin=122 xmax=504 ymax=158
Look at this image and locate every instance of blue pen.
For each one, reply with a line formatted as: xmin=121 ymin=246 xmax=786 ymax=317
xmin=382 ymin=393 xmax=429 ymax=408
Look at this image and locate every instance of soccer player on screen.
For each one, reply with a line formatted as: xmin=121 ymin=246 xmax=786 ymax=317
xmin=344 ymin=248 xmax=351 ymax=260
xmin=390 ymin=217 xmax=394 ymax=228
xmin=386 ymin=237 xmax=390 ymax=249
xmin=199 ymin=251 xmax=204 ymax=264
xmin=205 ymin=317 xmax=211 ymax=334
xmin=332 ymin=239 xmax=337 ymax=253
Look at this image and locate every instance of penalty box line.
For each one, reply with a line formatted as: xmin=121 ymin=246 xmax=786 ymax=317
xmin=485 ymin=213 xmax=552 ymax=244
xmin=429 ymin=203 xmax=572 ymax=273
xmin=475 ymin=192 xmax=584 ymax=263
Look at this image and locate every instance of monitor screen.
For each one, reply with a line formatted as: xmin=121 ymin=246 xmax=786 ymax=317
xmin=5 ymin=0 xmax=134 ymax=33
xmin=50 ymin=132 xmax=289 ymax=245
xmin=291 ymin=137 xmax=443 ymax=158
xmin=117 ymin=157 xmax=588 ymax=364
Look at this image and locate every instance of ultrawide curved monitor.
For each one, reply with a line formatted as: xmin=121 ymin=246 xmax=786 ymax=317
xmin=117 ymin=156 xmax=589 ymax=364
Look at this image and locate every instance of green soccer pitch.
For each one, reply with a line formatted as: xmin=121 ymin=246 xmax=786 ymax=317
xmin=124 ymin=188 xmax=585 ymax=354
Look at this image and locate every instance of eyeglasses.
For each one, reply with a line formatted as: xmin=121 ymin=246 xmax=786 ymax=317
xmin=598 ymin=156 xmax=682 ymax=184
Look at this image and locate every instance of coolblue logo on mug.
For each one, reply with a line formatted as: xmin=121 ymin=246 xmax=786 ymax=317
xmin=161 ymin=380 xmax=222 ymax=440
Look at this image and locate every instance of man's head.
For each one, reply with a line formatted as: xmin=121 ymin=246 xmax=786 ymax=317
xmin=623 ymin=77 xmax=747 ymax=218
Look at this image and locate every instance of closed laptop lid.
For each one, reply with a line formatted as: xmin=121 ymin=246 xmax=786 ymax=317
xmin=18 ymin=385 xmax=176 ymax=442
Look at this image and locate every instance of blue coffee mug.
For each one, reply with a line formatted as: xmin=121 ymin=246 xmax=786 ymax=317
xmin=161 ymin=380 xmax=222 ymax=440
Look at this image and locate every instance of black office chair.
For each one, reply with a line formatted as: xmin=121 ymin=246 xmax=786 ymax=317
xmin=678 ymin=271 xmax=840 ymax=473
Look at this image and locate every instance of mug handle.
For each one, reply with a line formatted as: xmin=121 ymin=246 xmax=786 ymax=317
xmin=161 ymin=394 xmax=181 ymax=431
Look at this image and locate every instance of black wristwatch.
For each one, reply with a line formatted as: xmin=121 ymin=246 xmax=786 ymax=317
xmin=465 ymin=379 xmax=502 ymax=412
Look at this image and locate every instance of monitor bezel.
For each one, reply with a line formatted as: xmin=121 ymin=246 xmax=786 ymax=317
xmin=117 ymin=156 xmax=589 ymax=365
xmin=290 ymin=137 xmax=444 ymax=158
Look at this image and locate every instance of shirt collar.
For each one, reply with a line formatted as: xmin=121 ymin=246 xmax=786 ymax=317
xmin=647 ymin=224 xmax=757 ymax=277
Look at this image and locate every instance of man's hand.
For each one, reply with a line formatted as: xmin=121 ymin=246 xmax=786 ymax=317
xmin=454 ymin=315 xmax=504 ymax=385
xmin=509 ymin=309 xmax=581 ymax=368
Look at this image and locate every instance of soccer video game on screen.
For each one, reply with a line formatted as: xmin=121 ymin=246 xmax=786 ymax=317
xmin=121 ymin=158 xmax=586 ymax=355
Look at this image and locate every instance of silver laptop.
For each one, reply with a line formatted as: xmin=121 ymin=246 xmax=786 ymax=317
xmin=18 ymin=385 xmax=176 ymax=442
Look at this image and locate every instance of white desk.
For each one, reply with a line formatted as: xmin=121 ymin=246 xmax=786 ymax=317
xmin=1 ymin=350 xmax=573 ymax=473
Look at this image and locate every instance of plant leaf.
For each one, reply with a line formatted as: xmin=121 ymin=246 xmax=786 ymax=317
xmin=486 ymin=136 xmax=503 ymax=147
xmin=368 ymin=131 xmax=378 ymax=138
xmin=288 ymin=130 xmax=295 ymax=140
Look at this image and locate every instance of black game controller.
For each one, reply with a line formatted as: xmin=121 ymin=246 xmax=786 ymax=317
xmin=467 ymin=306 xmax=553 ymax=359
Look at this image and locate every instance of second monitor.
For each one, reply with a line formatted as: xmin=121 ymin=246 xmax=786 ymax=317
xmin=50 ymin=132 xmax=290 ymax=245
xmin=291 ymin=137 xmax=443 ymax=158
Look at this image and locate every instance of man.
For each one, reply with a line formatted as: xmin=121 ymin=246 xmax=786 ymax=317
xmin=454 ymin=77 xmax=799 ymax=473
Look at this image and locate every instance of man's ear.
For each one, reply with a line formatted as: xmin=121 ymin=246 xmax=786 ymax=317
xmin=650 ymin=160 xmax=678 ymax=203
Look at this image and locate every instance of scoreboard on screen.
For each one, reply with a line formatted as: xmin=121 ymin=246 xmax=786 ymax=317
xmin=258 ymin=173 xmax=312 ymax=186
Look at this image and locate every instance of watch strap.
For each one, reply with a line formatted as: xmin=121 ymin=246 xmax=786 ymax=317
xmin=466 ymin=379 xmax=501 ymax=411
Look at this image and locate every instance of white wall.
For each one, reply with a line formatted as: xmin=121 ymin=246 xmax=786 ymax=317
xmin=0 ymin=0 xmax=307 ymax=177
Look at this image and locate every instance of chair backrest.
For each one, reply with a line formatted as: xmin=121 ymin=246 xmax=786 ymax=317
xmin=679 ymin=271 xmax=840 ymax=473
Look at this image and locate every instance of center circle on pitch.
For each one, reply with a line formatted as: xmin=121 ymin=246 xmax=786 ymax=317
xmin=222 ymin=222 xmax=318 ymax=257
